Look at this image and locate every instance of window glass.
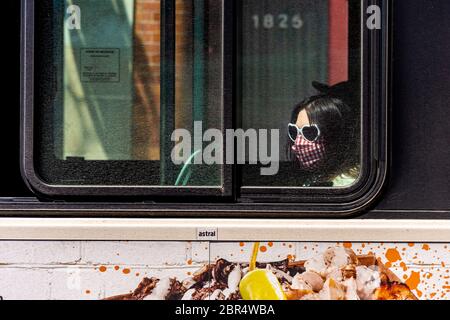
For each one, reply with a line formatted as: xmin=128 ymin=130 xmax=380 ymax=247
xmin=240 ymin=0 xmax=361 ymax=189
xmin=36 ymin=0 xmax=224 ymax=187
xmin=33 ymin=0 xmax=363 ymax=196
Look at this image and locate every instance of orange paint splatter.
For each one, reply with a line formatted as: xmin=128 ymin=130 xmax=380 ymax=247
xmin=136 ymin=273 xmax=140 ymax=277
xmin=114 ymin=266 xmax=120 ymax=271
xmin=187 ymin=272 xmax=192 ymax=276
xmin=99 ymin=266 xmax=107 ymax=273
xmin=268 ymin=242 xmax=274 ymax=247
xmin=405 ymin=271 xmax=421 ymax=291
xmin=422 ymin=244 xmax=430 ymax=251
xmin=430 ymin=292 xmax=437 ymax=299
xmin=343 ymin=242 xmax=352 ymax=249
xmin=385 ymin=248 xmax=402 ymax=263
xmin=85 ymin=290 xmax=91 ymax=294
xmin=408 ymin=243 xmax=415 ymax=247
xmin=239 ymin=242 xmax=245 ymax=247
xmin=400 ymin=262 xmax=408 ymax=272
xmin=187 ymin=259 xmax=193 ymax=265
xmin=122 ymin=268 xmax=131 ymax=275
xmin=260 ymin=246 xmax=267 ymax=253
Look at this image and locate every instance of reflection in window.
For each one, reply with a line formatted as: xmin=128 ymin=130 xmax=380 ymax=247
xmin=38 ymin=0 xmax=361 ymax=190
xmin=46 ymin=0 xmax=224 ymax=187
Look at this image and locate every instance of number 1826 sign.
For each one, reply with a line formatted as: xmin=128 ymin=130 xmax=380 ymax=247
xmin=252 ymin=14 xmax=304 ymax=30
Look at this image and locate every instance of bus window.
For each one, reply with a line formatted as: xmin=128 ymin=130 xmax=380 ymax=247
xmin=240 ymin=0 xmax=361 ymax=189
xmin=31 ymin=0 xmax=227 ymax=193
xmin=24 ymin=0 xmax=386 ymax=209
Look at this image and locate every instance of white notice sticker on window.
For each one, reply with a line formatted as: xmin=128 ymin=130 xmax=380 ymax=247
xmin=80 ymin=48 xmax=120 ymax=83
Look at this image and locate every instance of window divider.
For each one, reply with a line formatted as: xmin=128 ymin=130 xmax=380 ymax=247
xmin=160 ymin=0 xmax=176 ymax=185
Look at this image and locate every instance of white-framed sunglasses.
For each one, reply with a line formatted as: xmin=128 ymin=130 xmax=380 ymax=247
xmin=288 ymin=123 xmax=321 ymax=143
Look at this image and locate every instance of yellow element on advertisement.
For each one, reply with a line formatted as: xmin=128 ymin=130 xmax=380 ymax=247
xmin=240 ymin=242 xmax=287 ymax=300
xmin=239 ymin=269 xmax=287 ymax=300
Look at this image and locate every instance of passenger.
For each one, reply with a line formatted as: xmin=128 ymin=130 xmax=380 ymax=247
xmin=287 ymin=81 xmax=360 ymax=187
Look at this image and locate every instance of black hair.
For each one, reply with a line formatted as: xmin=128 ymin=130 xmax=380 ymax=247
xmin=287 ymin=94 xmax=360 ymax=184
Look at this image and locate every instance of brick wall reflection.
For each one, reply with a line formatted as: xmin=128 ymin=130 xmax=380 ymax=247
xmin=132 ymin=0 xmax=192 ymax=160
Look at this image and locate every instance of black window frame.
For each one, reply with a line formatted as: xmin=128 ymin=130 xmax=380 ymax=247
xmin=20 ymin=0 xmax=391 ymax=217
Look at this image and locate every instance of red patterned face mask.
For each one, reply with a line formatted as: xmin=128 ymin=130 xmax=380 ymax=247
xmin=291 ymin=135 xmax=326 ymax=170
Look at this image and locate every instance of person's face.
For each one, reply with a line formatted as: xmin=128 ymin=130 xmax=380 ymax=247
xmin=296 ymin=109 xmax=310 ymax=128
xmin=291 ymin=108 xmax=326 ymax=170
